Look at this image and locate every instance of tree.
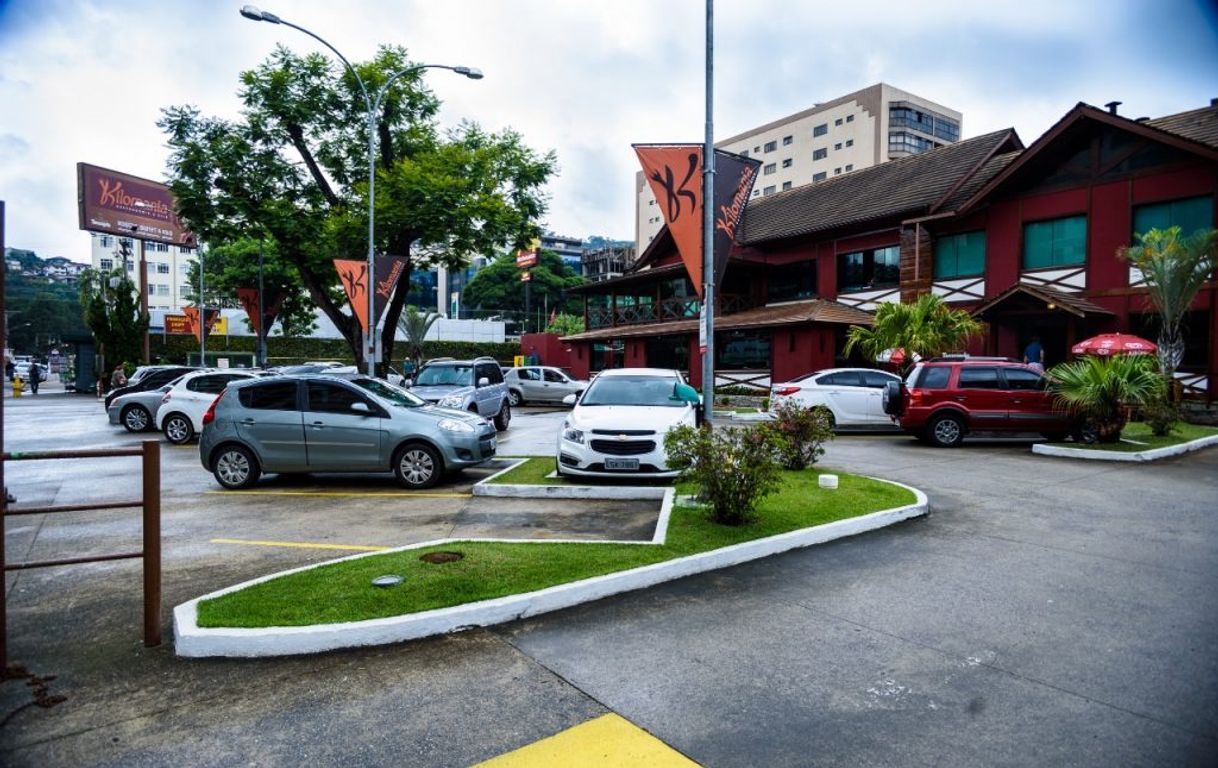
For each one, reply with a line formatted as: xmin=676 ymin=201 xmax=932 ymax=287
xmin=160 ymin=45 xmax=555 ymax=372
xmin=544 ymin=312 xmax=585 ymax=337
xmin=843 ymin=293 xmax=984 ymax=373
xmin=462 ymin=249 xmax=585 ymax=329
xmin=395 ymin=304 xmax=442 ymax=371
xmin=1118 ymin=226 xmax=1217 ymax=386
xmin=79 ymin=267 xmax=149 ymax=380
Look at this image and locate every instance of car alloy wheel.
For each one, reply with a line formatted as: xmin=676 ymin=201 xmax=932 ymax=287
xmin=213 ymin=445 xmax=260 ymax=489
xmin=395 ymin=444 xmax=441 ymax=489
xmin=122 ymin=405 xmax=151 ymax=432
xmin=928 ymin=413 xmax=964 ymax=448
xmin=508 ymin=389 xmax=523 ymax=407
xmin=163 ymin=414 xmax=194 ymax=445
xmin=494 ymin=402 xmax=511 ymax=431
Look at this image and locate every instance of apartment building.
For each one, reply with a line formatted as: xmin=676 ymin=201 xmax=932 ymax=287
xmin=90 ymin=232 xmax=198 ymax=312
xmin=635 ymin=83 xmax=962 ymax=250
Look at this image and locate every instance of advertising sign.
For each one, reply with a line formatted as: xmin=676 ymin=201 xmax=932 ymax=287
xmin=77 ymin=163 xmax=194 ymax=246
xmin=334 ymin=256 xmax=409 ymax=333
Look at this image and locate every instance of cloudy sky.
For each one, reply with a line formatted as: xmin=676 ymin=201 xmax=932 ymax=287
xmin=2 ymin=0 xmax=1216 ymax=262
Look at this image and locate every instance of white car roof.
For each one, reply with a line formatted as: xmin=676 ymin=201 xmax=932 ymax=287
xmin=594 ymin=367 xmax=681 ymax=378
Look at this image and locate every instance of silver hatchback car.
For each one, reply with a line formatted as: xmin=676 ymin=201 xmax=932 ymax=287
xmin=198 ymin=374 xmax=497 ymax=490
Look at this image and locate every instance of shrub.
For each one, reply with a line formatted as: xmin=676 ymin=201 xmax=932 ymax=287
xmin=1047 ymin=355 xmax=1165 ymax=443
xmin=1139 ymin=395 xmax=1180 ymax=437
xmin=763 ymin=401 xmax=834 ymax=469
xmin=664 ymin=423 xmax=783 ymax=526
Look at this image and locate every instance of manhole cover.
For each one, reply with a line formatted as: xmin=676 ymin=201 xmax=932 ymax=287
xmin=420 ymin=551 xmax=464 ymax=564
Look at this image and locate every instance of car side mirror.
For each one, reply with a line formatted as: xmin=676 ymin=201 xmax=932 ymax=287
xmin=562 ymin=393 xmax=577 ymax=406
xmin=351 ymin=402 xmax=372 ymax=415
xmin=478 ymin=377 xmax=490 ymax=388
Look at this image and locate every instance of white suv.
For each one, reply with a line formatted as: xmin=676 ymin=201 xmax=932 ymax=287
xmin=156 ymin=369 xmax=259 ymax=444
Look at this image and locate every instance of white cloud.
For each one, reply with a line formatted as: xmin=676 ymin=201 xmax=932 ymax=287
xmin=1 ymin=0 xmax=1214 ymax=261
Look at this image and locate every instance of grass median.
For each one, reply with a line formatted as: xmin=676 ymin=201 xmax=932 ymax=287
xmin=1048 ymin=421 xmax=1218 ymax=452
xmin=197 ymin=459 xmax=915 ymax=629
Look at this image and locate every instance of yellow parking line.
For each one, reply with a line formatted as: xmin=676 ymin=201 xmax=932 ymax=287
xmin=205 ymin=490 xmax=471 ymax=498
xmin=211 ymin=538 xmax=390 ymax=552
xmin=474 ymin=713 xmax=699 ymax=767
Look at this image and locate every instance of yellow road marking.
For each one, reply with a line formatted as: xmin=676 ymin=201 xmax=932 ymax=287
xmin=205 ymin=490 xmax=471 ymax=498
xmin=210 ymin=538 xmax=390 ymax=552
xmin=474 ymin=713 xmax=699 ymax=767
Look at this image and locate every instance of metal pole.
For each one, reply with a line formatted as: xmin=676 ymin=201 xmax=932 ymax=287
xmin=700 ymin=0 xmax=716 ymax=416
xmin=198 ymin=245 xmax=206 ymax=367
xmin=258 ymin=246 xmax=265 ymax=368
xmin=137 ymin=236 xmax=150 ymax=364
xmin=1 ymin=200 xmax=8 ymax=672
xmin=141 ymin=440 xmax=161 ymax=647
xmin=366 ymin=105 xmax=377 ymax=376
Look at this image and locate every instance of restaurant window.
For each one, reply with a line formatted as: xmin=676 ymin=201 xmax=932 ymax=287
xmin=1133 ymin=196 xmax=1213 ymax=238
xmin=646 ymin=334 xmax=689 ymax=371
xmin=717 ymin=331 xmax=770 ymax=369
xmin=767 ymin=260 xmax=817 ymax=303
xmin=1023 ymin=215 xmax=1086 ymax=270
xmin=934 ymin=231 xmax=986 ymax=279
xmin=837 ymin=245 xmax=899 ymax=293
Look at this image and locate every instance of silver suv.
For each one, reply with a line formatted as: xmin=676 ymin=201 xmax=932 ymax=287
xmin=199 ymin=373 xmax=497 ymax=490
xmin=407 ymin=356 xmax=511 ymax=431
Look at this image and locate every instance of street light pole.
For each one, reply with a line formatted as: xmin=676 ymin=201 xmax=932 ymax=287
xmin=240 ymin=6 xmax=482 ymax=377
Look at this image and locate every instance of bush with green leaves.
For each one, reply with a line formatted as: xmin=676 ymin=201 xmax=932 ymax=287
xmin=1138 ymin=395 xmax=1180 ymax=437
xmin=763 ymin=401 xmax=834 ymax=469
xmin=663 ymin=423 xmax=783 ymax=526
xmin=1047 ymin=355 xmax=1165 ymax=443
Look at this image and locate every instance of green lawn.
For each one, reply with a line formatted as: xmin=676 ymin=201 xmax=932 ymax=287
xmin=1050 ymin=421 xmax=1218 ymax=452
xmin=488 ymin=456 xmax=563 ymax=485
xmin=197 ymin=465 xmax=915 ymax=628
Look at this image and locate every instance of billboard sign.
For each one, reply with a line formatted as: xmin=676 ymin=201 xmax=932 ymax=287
xmin=77 ymin=163 xmax=194 ymax=246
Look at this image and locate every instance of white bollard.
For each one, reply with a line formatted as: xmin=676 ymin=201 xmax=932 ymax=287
xmin=818 ymin=474 xmax=839 ymax=489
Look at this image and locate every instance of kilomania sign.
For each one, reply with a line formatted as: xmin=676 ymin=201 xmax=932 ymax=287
xmin=334 ymin=256 xmax=409 ymax=334
xmin=77 ymin=163 xmax=194 ymax=246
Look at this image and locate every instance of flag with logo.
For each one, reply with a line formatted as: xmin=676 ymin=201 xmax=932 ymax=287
xmin=334 ymin=256 xmax=409 ymax=333
xmin=182 ymin=306 xmax=221 ymax=343
xmin=235 ymin=288 xmax=287 ymax=338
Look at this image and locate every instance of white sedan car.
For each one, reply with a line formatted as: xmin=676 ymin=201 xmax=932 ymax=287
xmin=156 ymin=369 xmax=260 ymax=444
xmin=557 ymin=368 xmax=700 ymax=479
xmin=769 ymin=367 xmax=902 ymax=428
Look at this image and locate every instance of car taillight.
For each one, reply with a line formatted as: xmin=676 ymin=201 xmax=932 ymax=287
xmin=908 ymin=388 xmax=922 ymax=407
xmin=773 ymin=387 xmax=800 ymax=397
xmin=202 ymin=391 xmax=224 ymax=426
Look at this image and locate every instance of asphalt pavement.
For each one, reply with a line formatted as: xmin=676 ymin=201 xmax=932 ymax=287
xmin=2 ymin=388 xmax=1217 ymax=766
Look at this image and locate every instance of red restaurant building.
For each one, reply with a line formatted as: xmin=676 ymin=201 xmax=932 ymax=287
xmin=562 ymin=100 xmax=1218 ymax=398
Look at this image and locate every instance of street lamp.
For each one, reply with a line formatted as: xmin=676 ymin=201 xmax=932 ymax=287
xmin=240 ymin=5 xmax=483 ymax=375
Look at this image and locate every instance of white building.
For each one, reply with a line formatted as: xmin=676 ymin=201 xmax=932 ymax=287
xmin=89 ymin=233 xmax=198 ymax=312
xmin=635 ymin=82 xmax=962 ymax=250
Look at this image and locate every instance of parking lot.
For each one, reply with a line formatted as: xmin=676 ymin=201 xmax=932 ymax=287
xmin=3 ymin=387 xmax=1217 ymax=766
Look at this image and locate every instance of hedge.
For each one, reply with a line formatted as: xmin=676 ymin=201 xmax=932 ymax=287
xmin=149 ymin=334 xmax=521 ymax=367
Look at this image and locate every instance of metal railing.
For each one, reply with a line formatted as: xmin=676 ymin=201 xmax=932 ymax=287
xmin=1 ymin=441 xmax=161 ymax=670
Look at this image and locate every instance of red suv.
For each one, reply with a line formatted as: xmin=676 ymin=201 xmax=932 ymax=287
xmin=882 ymin=357 xmax=1081 ymax=447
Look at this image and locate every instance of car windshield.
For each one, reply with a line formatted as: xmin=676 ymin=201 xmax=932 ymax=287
xmin=351 ymin=377 xmax=426 ymax=407
xmin=580 ymin=375 xmax=684 ymax=407
xmin=414 ymin=365 xmax=472 ymax=387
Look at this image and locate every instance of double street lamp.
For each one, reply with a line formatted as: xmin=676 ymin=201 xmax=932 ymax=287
xmin=240 ymin=6 xmax=483 ymax=375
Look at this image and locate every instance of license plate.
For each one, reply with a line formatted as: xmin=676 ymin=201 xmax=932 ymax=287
xmin=604 ymin=458 xmax=639 ymax=471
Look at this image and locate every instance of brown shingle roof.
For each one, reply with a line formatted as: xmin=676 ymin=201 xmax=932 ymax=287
xmin=972 ymin=284 xmax=1113 ymax=320
xmin=737 ymin=129 xmax=1022 ymax=245
xmin=1145 ymin=104 xmax=1218 ymax=149
xmin=560 ymin=299 xmax=874 ymax=342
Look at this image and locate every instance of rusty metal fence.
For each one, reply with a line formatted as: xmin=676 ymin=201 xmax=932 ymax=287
xmin=1 ymin=441 xmax=162 ymax=671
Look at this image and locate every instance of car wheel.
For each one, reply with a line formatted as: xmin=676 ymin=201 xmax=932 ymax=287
xmin=927 ymin=412 xmax=965 ymax=448
xmin=508 ymin=389 xmax=524 ymax=407
xmin=394 ymin=443 xmax=442 ymax=490
xmin=163 ymin=413 xmax=195 ymax=444
xmin=121 ymin=404 xmax=152 ymax=432
xmin=212 ymin=445 xmax=261 ymax=490
xmin=1072 ymin=421 xmax=1099 ymax=444
xmin=493 ymin=402 xmax=511 ymax=431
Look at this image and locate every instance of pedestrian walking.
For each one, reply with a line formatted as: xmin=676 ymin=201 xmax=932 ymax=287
xmin=111 ymin=363 xmax=128 ymax=390
xmin=1024 ymin=335 xmax=1045 ymax=373
xmin=28 ymin=360 xmax=41 ymax=394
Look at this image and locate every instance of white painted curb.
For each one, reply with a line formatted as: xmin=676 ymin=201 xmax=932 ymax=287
xmin=1032 ymin=433 xmax=1218 ymax=462
xmin=174 ymin=477 xmax=927 ymax=658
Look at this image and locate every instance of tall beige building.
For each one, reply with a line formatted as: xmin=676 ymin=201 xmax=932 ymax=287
xmin=90 ymin=233 xmax=199 ymax=312
xmin=636 ymin=82 xmax=962 ymax=250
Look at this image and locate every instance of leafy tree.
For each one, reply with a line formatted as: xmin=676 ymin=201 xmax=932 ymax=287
xmin=79 ymin=267 xmax=149 ymax=379
xmin=462 ymin=249 xmax=585 ymax=328
xmin=1118 ymin=226 xmax=1217 ymax=386
xmin=160 ymin=45 xmax=555 ymax=372
xmin=1047 ymin=355 xmax=1165 ymax=443
xmin=544 ymin=312 xmax=585 ymax=336
xmin=395 ymin=304 xmax=442 ymax=371
xmin=844 ymin=293 xmax=983 ymax=373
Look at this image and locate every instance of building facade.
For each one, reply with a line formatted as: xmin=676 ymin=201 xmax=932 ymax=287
xmin=635 ymin=83 xmax=962 ymax=251
xmin=89 ymin=233 xmax=198 ymax=312
xmin=574 ymin=99 xmax=1218 ymax=398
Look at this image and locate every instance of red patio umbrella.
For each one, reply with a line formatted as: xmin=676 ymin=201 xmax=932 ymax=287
xmin=1070 ymin=333 xmax=1157 ymax=357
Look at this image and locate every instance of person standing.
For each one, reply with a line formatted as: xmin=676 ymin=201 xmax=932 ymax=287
xmin=1023 ymin=335 xmax=1045 ymax=372
xmin=28 ymin=360 xmax=41 ymax=394
xmin=111 ymin=363 xmax=128 ymax=391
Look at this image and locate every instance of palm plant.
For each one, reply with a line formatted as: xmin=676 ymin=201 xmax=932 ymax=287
xmin=395 ymin=304 xmax=442 ymax=373
xmin=1047 ymin=355 xmax=1165 ymax=443
xmin=844 ymin=293 xmax=984 ymax=374
xmin=1118 ymin=226 xmax=1218 ymax=384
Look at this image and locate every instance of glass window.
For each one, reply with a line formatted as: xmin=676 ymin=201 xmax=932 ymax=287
xmin=764 ymin=163 xmax=776 ymax=175
xmin=188 ymin=374 xmax=238 ymax=394
xmin=99 ymin=258 xmax=113 ymax=270
xmin=543 ymin=369 xmax=567 ymax=383
xmin=764 ymin=140 xmax=777 ymax=152
xmin=1132 ymin=196 xmax=1213 ymax=238
xmin=813 ymin=123 xmax=828 ymax=137
xmin=834 ymin=168 xmax=842 ymax=175
xmin=846 ymin=115 xmax=854 ymax=123
xmin=846 ymin=139 xmax=854 ymax=147
xmin=813 ymin=172 xmax=827 ymax=182
xmin=835 ymin=118 xmax=843 ymax=126
xmin=518 ymin=367 xmax=540 ymax=381
xmin=915 ymin=366 xmax=951 ymax=389
xmin=157 ymin=263 xmax=170 ymax=274
xmin=813 ymin=148 xmax=828 ymax=160
xmin=782 ymin=135 xmax=793 ymax=146
xmin=763 ymin=185 xmax=776 ymax=195
xmin=646 ymin=334 xmax=689 ymax=371
xmin=475 ymin=362 xmax=503 ymax=384
xmin=934 ymin=231 xmax=987 ymax=279
xmin=239 ymin=381 xmax=298 ymax=410
xmin=958 ymin=367 xmax=1001 ymax=389
xmin=845 ymin=164 xmax=853 ymax=171
xmin=819 ymin=371 xmax=861 ymax=386
xmin=782 ymin=181 xmax=792 ymax=191
xmin=834 ymin=143 xmax=842 ymax=151
xmin=1002 ymin=368 xmax=1045 ymax=391
xmin=1023 ymin=215 xmax=1086 ymax=269
xmin=581 ymin=373 xmax=684 ymax=406
xmin=837 ymin=245 xmax=899 ymax=292
xmin=768 ymin=260 xmax=817 ymax=302
xmin=862 ymin=371 xmax=896 ymax=388
xmin=718 ymin=332 xmax=770 ymax=368
xmin=782 ymin=158 xmax=792 ymax=168
xmin=306 ymin=381 xmax=369 ymax=413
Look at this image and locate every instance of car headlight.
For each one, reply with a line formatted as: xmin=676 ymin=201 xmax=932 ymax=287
xmin=561 ymin=422 xmax=585 ymax=444
xmin=439 ymin=394 xmax=465 ymax=408
xmin=438 ymin=418 xmax=476 ymax=433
